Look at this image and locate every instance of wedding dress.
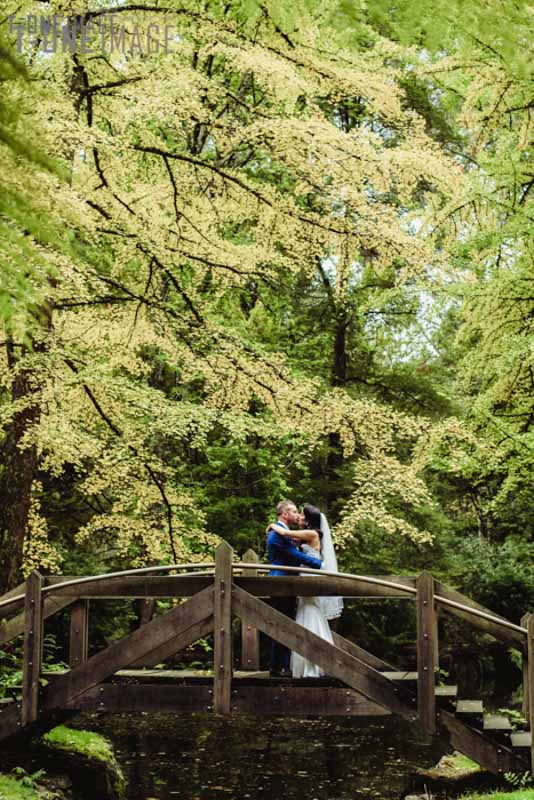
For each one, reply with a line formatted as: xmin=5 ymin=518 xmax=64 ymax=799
xmin=290 ymin=514 xmax=343 ymax=679
xmin=290 ymin=542 xmax=335 ymax=679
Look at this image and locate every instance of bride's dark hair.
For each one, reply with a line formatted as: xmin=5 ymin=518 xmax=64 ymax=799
xmin=303 ymin=504 xmax=322 ymax=537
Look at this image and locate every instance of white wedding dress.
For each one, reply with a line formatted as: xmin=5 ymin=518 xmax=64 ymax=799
xmin=290 ymin=543 xmax=334 ymax=678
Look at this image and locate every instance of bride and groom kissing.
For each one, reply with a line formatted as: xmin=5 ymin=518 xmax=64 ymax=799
xmin=266 ymin=499 xmax=343 ymax=678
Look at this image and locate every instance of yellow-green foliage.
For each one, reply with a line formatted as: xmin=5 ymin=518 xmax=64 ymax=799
xmin=1 ymin=0 xmax=464 ymax=571
xmin=460 ymin=792 xmax=534 ymax=800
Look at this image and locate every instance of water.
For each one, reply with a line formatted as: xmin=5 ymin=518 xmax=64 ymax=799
xmin=71 ymin=712 xmax=449 ymax=800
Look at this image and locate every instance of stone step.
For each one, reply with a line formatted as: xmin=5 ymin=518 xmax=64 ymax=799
xmin=435 ymin=684 xmax=458 ymax=708
xmin=456 ymin=699 xmax=484 ymax=728
xmin=381 ymin=671 xmax=419 ymax=698
xmin=382 ymin=671 xmax=418 ymax=682
xmin=483 ymin=713 xmax=513 ymax=744
xmin=380 ymin=673 xmax=457 ymax=706
xmin=511 ymin=731 xmax=532 ymax=749
xmin=435 ymin=685 xmax=458 ymax=698
xmin=483 ymin=713 xmax=512 ymax=731
xmin=456 ymin=699 xmax=484 ymax=714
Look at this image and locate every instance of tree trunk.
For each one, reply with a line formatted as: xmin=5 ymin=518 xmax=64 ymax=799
xmin=0 ymin=361 xmax=40 ymax=594
xmin=332 ymin=314 xmax=348 ymax=386
xmin=0 ymin=323 xmax=50 ymax=595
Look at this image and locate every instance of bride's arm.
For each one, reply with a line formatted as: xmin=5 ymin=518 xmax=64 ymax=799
xmin=267 ymin=524 xmax=318 ymax=543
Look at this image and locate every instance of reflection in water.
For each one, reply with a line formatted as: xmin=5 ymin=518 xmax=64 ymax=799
xmin=74 ymin=712 xmax=448 ymax=800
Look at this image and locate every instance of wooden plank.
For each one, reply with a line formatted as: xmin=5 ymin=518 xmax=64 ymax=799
xmin=45 ymin=573 xmax=417 ymax=588
xmin=0 ymin=595 xmax=74 ymax=646
xmin=528 ymin=614 xmax=534 ymax=776
xmin=435 ymin=581 xmax=510 ymax=622
xmin=417 ymin=572 xmax=438 ymax=735
xmin=66 ymin=684 xmax=214 ymax=713
xmin=43 ymin=573 xmax=415 ymax=600
xmin=232 ymin=585 xmax=416 ymax=719
xmin=229 ymin=685 xmax=391 ymax=717
xmin=129 ymin=615 xmax=213 ymax=668
xmin=0 ymin=581 xmax=27 ymax=620
xmin=69 ymin=601 xmax=89 ymax=668
xmin=435 ymin=685 xmax=457 ymax=698
xmin=213 ymin=542 xmax=233 ymax=714
xmin=483 ymin=714 xmax=512 ymax=732
xmin=382 ymin=671 xmax=418 ymax=682
xmin=521 ymin=613 xmax=530 ymax=720
xmin=0 ymin=580 xmax=26 ymax=602
xmin=439 ymin=709 xmax=527 ymax=775
xmin=0 ymin=702 xmax=22 ymax=742
xmin=46 ymin=574 xmax=212 ymax=598
xmin=456 ymin=700 xmax=483 ymax=714
xmin=137 ymin=598 xmax=156 ymax=626
xmin=240 ymin=549 xmax=260 ymax=671
xmin=65 ymin=683 xmax=391 ymax=717
xmin=236 ymin=575 xmax=414 ymax=599
xmin=511 ymin=732 xmax=532 ymax=748
xmin=41 ymin=667 xmax=273 ymax=683
xmin=332 ymin=631 xmax=395 ymax=671
xmin=435 ymin=581 xmax=526 ymax=650
xmin=21 ymin=573 xmax=43 ymax=726
xmin=41 ymin=585 xmax=214 ymax=712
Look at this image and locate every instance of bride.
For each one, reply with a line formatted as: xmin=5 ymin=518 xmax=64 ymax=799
xmin=268 ymin=504 xmax=343 ymax=678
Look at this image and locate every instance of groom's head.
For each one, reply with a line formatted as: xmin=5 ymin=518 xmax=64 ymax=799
xmin=276 ymin=499 xmax=298 ymax=526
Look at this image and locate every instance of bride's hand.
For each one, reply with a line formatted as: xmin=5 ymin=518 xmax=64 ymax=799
xmin=267 ymin=523 xmax=290 ymax=536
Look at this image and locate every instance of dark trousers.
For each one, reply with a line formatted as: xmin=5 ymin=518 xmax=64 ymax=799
xmin=269 ymin=596 xmax=297 ymax=672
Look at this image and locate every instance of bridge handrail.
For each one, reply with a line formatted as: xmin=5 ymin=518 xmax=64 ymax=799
xmin=0 ymin=560 xmax=527 ymax=638
xmin=236 ymin=562 xmax=417 ymax=593
xmin=434 ymin=594 xmax=527 ymax=635
xmin=237 ymin=563 xmax=528 ymax=636
xmin=0 ymin=562 xmax=216 ymax=611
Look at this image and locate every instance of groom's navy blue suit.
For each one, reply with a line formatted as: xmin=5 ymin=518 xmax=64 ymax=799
xmin=267 ymin=522 xmax=322 ymax=673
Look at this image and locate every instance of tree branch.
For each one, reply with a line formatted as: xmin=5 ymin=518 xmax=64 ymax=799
xmin=64 ymin=357 xmax=179 ymax=562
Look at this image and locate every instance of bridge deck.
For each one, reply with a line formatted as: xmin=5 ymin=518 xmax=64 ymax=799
xmin=40 ymin=668 xmax=455 ymax=719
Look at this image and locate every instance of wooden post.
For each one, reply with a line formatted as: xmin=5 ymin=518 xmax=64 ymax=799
xmin=417 ymin=571 xmax=438 ymax=735
xmin=527 ymin=614 xmax=534 ymax=778
xmin=240 ymin=549 xmax=260 ymax=671
xmin=69 ymin=600 xmax=89 ymax=668
xmin=521 ymin=613 xmax=530 ymax=720
xmin=21 ymin=572 xmax=43 ymax=726
xmin=213 ymin=542 xmax=233 ymax=713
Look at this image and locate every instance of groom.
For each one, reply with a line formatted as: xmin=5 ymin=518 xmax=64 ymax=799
xmin=266 ymin=499 xmax=322 ymax=676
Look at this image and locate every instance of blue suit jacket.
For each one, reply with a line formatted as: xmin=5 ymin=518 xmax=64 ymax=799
xmin=267 ymin=522 xmax=322 ymax=576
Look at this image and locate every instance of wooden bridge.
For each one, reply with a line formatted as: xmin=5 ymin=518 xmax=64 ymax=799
xmin=0 ymin=542 xmax=532 ymax=778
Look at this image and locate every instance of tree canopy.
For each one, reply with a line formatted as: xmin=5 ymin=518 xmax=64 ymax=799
xmin=0 ymin=0 xmax=532 ymax=618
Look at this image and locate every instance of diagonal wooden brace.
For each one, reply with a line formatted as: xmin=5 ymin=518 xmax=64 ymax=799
xmin=41 ymin=585 xmax=214 ymax=713
xmin=231 ymin=585 xmax=415 ymax=719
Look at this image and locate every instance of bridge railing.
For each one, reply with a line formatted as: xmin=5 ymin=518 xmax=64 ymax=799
xmin=0 ymin=541 xmax=531 ymax=765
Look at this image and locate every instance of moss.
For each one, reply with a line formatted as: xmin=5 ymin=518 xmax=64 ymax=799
xmin=0 ymin=774 xmax=38 ymax=800
xmin=41 ymin=726 xmax=126 ymax=799
xmin=419 ymin=750 xmax=481 ymax=780
xmin=43 ymin=726 xmax=114 ymax=763
xmin=459 ymin=791 xmax=534 ymax=800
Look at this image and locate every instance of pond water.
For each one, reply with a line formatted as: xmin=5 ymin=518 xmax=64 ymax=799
xmin=1 ymin=651 xmax=519 ymax=800
xmin=71 ymin=711 xmax=449 ymax=800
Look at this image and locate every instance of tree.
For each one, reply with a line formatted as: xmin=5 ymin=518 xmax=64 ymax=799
xmin=0 ymin=29 xmax=94 ymax=592
xmin=0 ymin=0 xmax=464 ymax=589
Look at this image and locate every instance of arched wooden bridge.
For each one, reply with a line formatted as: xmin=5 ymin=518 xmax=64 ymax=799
xmin=0 ymin=542 xmax=532 ymax=777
